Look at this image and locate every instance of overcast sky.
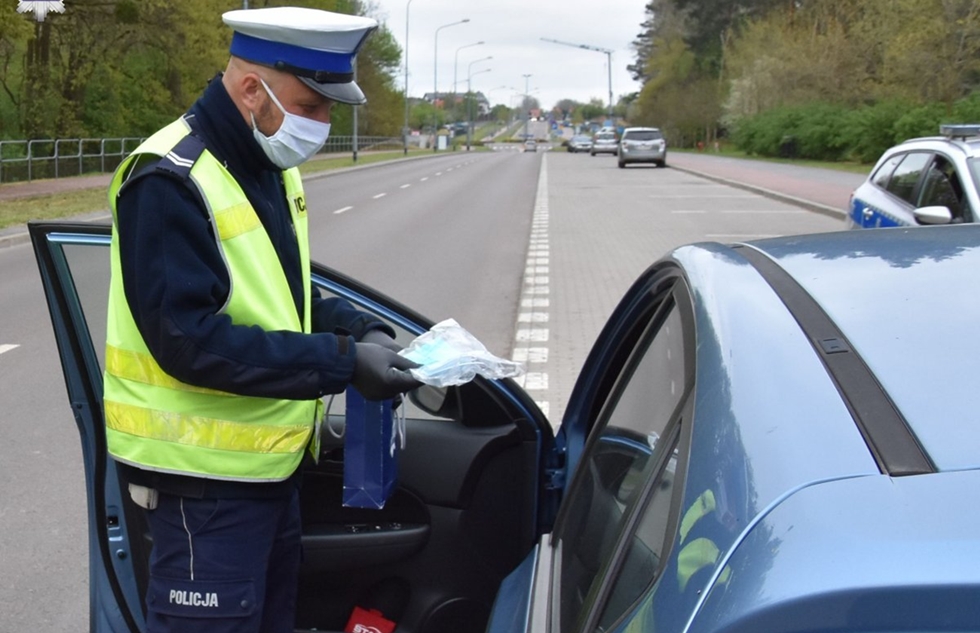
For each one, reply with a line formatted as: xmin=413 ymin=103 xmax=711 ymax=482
xmin=366 ymin=0 xmax=647 ymax=111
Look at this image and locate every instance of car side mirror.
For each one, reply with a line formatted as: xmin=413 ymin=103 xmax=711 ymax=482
xmin=914 ymin=205 xmax=953 ymax=225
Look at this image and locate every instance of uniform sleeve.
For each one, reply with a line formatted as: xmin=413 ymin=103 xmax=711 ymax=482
xmin=311 ymin=293 xmax=396 ymax=340
xmin=115 ymin=172 xmax=358 ymax=400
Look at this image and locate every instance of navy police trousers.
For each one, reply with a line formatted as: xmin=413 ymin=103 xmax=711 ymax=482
xmin=144 ymin=488 xmax=302 ymax=633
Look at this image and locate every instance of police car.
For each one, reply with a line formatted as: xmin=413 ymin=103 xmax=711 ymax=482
xmin=847 ymin=124 xmax=980 ymax=228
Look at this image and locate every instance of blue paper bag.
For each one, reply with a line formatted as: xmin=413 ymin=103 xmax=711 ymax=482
xmin=342 ymin=386 xmax=398 ymax=509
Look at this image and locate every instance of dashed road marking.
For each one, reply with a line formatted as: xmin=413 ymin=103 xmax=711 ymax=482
xmin=0 ymin=344 xmax=20 ymax=356
xmin=400 ymin=184 xmax=411 ymax=189
xmin=373 ymin=193 xmax=387 ymax=199
xmin=333 ymin=206 xmax=353 ymax=215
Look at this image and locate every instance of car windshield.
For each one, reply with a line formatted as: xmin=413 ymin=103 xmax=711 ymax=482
xmin=596 ymin=134 xmax=616 ymax=142
xmin=625 ymin=130 xmax=663 ymax=141
xmin=573 ymin=136 xmax=591 ymax=142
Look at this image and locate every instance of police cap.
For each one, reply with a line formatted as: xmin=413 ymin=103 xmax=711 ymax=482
xmin=222 ymin=7 xmax=378 ymax=105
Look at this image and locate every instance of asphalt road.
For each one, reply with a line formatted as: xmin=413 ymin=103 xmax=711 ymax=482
xmin=0 ymin=148 xmax=844 ymax=630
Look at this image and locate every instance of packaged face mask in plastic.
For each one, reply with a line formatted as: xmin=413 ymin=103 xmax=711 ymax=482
xmin=399 ymin=318 xmax=524 ymax=387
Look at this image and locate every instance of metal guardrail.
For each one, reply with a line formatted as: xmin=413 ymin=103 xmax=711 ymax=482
xmin=0 ymin=135 xmax=403 ymax=185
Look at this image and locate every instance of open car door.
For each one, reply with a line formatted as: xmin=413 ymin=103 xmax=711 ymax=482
xmin=29 ymin=221 xmax=559 ymax=633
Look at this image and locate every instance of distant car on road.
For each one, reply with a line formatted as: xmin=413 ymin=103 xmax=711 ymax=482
xmin=618 ymin=126 xmax=667 ymax=168
xmin=524 ymin=139 xmax=537 ymax=153
xmin=848 ymin=124 xmax=980 ymax=228
xmin=591 ymin=131 xmax=618 ymax=156
xmin=567 ymin=135 xmax=593 ymax=153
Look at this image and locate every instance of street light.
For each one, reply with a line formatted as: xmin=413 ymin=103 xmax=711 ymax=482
xmin=453 ymin=41 xmax=484 ymax=100
xmin=541 ymin=37 xmax=614 ymax=120
xmin=433 ymin=18 xmax=469 ymax=151
xmin=466 ymin=65 xmax=491 ymax=150
xmin=402 ymin=0 xmax=414 ymax=155
xmin=522 ymin=73 xmax=532 ymax=140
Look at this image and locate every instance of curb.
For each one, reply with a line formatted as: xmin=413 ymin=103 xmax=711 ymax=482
xmin=0 ymin=151 xmax=457 ymax=251
xmin=668 ymin=164 xmax=847 ymax=220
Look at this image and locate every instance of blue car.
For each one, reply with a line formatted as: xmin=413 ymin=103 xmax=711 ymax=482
xmin=30 ymin=221 xmax=980 ymax=633
xmin=848 ymin=125 xmax=980 ymax=228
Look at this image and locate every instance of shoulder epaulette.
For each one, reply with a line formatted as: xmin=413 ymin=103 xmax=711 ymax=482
xmin=155 ymin=133 xmax=207 ymax=180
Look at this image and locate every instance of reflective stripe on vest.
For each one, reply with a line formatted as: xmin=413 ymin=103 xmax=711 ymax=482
xmin=104 ymin=117 xmax=320 ymax=482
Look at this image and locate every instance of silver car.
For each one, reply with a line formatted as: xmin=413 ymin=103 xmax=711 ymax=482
xmin=591 ymin=131 xmax=618 ymax=156
xmin=618 ymin=126 xmax=667 ymax=168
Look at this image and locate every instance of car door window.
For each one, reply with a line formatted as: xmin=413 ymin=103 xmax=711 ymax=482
xmin=917 ymin=155 xmax=970 ymax=222
xmin=871 ymin=153 xmax=903 ymax=189
xmin=885 ymin=152 xmax=931 ymax=204
xmin=552 ymin=297 xmax=690 ymax=633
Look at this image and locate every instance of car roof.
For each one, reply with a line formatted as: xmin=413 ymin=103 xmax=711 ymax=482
xmin=622 ymin=127 xmax=660 ymax=133
xmin=749 ymin=225 xmax=980 ymax=471
xmin=666 ymin=228 xmax=980 ymax=633
xmin=889 ymin=134 xmax=980 ymax=159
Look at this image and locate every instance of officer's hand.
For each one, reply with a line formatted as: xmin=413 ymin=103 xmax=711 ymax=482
xmin=352 ymin=342 xmax=422 ymax=401
xmin=360 ymin=329 xmax=403 ymax=353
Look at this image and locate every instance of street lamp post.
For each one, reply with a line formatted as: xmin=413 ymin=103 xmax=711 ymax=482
xmin=522 ymin=73 xmax=532 ymax=140
xmin=540 ymin=38 xmax=615 ymax=120
xmin=433 ymin=18 xmax=469 ymax=151
xmin=453 ymin=41 xmax=484 ymax=104
xmin=465 ymin=64 xmax=491 ymax=150
xmin=402 ymin=0 xmax=414 ymax=155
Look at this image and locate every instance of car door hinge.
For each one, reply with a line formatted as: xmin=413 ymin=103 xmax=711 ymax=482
xmin=545 ymin=467 xmax=565 ymax=491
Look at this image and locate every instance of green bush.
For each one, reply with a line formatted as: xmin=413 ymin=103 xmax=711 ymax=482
xmin=732 ymin=92 xmax=980 ymax=164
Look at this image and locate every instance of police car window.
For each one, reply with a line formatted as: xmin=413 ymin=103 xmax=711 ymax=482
xmin=885 ymin=152 xmax=932 ymax=204
xmin=553 ymin=301 xmax=687 ymax=633
xmin=872 ymin=154 xmax=904 ymax=189
xmin=917 ymin=156 xmax=967 ymax=222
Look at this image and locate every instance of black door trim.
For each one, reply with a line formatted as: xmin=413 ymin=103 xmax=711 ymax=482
xmin=735 ymin=245 xmax=934 ymax=476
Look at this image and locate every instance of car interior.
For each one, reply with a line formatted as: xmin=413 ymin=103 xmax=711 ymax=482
xmin=32 ymin=224 xmax=556 ymax=633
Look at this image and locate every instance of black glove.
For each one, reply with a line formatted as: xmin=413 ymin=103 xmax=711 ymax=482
xmin=360 ymin=329 xmax=403 ymax=353
xmin=352 ymin=342 xmax=422 ymax=401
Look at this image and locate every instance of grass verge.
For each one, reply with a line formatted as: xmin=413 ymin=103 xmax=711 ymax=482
xmin=1 ymin=187 xmax=110 ymax=230
xmin=0 ymin=149 xmax=428 ymax=231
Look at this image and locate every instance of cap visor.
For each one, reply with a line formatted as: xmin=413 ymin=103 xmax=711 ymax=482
xmin=299 ymin=77 xmax=366 ymax=105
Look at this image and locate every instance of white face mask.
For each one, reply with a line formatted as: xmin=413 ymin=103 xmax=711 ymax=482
xmin=251 ymin=78 xmax=331 ymax=169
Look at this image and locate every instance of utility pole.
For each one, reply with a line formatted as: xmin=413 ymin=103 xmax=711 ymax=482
xmin=540 ymin=37 xmax=614 ymax=121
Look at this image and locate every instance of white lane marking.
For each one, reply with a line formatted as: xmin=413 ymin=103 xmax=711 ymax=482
xmin=514 ymin=152 xmax=552 ymax=423
xmin=420 ymin=177 xmax=429 ymax=182
xmin=521 ymin=298 xmax=550 ymax=308
xmin=435 ymin=172 xmax=443 ymax=176
xmin=0 ymin=344 xmax=20 ymax=355
xmin=333 ymin=206 xmax=353 ymax=215
xmin=373 ymin=193 xmax=387 ymax=199
xmin=400 ymin=184 xmax=411 ymax=189
xmin=512 ymin=347 xmax=549 ymax=363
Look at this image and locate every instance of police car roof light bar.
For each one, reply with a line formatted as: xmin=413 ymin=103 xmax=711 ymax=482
xmin=940 ymin=124 xmax=980 ymax=141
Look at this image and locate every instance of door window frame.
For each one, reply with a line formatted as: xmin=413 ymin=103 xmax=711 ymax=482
xmin=548 ymin=280 xmax=696 ymax=633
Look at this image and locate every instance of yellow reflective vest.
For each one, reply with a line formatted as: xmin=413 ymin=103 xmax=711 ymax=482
xmin=104 ymin=117 xmax=320 ymax=483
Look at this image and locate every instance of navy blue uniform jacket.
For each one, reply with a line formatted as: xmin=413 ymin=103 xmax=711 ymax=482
xmin=115 ymin=77 xmax=388 ymax=416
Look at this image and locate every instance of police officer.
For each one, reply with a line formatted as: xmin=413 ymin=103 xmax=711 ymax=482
xmin=104 ymin=7 xmax=419 ymax=632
